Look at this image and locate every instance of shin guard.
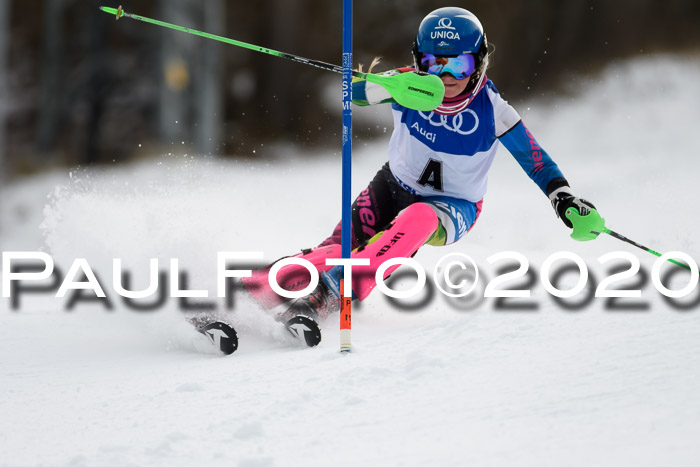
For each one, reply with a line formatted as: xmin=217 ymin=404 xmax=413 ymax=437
xmin=351 ymin=203 xmax=438 ymax=301
xmin=241 ymin=244 xmax=341 ymax=309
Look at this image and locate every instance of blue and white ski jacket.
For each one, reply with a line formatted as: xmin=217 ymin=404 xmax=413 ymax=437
xmin=353 ymin=70 xmax=565 ymax=202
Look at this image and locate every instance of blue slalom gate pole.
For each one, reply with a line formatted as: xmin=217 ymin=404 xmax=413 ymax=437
xmin=339 ymin=0 xmax=353 ymax=352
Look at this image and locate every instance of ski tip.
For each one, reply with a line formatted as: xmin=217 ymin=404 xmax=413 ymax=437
xmin=198 ymin=321 xmax=239 ymax=355
xmin=99 ymin=5 xmax=124 ymax=20
xmin=284 ymin=315 xmax=322 ymax=347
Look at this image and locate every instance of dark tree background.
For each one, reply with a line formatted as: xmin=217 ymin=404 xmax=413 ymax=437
xmin=1 ymin=0 xmax=699 ymax=181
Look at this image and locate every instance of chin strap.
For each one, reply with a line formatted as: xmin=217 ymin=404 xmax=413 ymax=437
xmin=434 ymin=72 xmax=488 ymax=115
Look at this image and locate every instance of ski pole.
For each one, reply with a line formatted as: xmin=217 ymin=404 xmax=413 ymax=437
xmin=99 ymin=6 xmax=444 ymax=111
xmin=602 ymin=229 xmax=697 ymax=273
xmin=566 ymin=207 xmax=698 ymax=274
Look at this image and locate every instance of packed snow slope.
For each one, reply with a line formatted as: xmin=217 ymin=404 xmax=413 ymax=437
xmin=2 ymin=54 xmax=700 ymax=467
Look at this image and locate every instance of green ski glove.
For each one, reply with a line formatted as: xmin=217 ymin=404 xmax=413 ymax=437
xmin=548 ymin=182 xmax=604 ymax=241
xmin=565 ymin=207 xmax=607 ymax=241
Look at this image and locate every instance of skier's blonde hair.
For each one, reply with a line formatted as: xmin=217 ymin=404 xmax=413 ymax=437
xmin=357 ymin=56 xmax=383 ymax=74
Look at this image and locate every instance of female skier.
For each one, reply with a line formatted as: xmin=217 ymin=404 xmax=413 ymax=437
xmin=241 ymin=6 xmax=597 ymax=340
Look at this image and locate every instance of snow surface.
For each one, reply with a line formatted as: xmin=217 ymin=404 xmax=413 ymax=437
xmin=2 ymin=54 xmax=700 ymax=467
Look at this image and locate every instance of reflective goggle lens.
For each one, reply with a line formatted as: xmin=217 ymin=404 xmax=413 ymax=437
xmin=419 ymin=53 xmax=475 ymax=80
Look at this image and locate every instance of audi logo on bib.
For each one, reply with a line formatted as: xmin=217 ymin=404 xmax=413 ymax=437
xmin=418 ymin=109 xmax=480 ymax=136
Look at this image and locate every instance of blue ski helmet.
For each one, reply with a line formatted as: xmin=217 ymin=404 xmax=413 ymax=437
xmin=415 ymin=7 xmax=485 ymax=55
xmin=412 ymin=7 xmax=488 ymax=95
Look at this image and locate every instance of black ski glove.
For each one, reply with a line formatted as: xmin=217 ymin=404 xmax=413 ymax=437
xmin=547 ymin=179 xmax=596 ymax=229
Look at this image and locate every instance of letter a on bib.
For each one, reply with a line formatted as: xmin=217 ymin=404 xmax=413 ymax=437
xmin=417 ymin=159 xmax=443 ymax=192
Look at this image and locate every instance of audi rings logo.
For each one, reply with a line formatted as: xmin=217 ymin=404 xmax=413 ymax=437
xmin=436 ymin=18 xmax=456 ymax=30
xmin=418 ymin=110 xmax=480 ymax=136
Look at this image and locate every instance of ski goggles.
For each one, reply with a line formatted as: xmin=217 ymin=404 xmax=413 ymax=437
xmin=419 ymin=53 xmax=476 ymax=80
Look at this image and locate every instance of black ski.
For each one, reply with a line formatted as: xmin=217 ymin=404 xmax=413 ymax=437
xmin=283 ymin=315 xmax=322 ymax=347
xmin=193 ymin=321 xmax=239 ymax=355
xmin=187 ymin=313 xmax=320 ymax=355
